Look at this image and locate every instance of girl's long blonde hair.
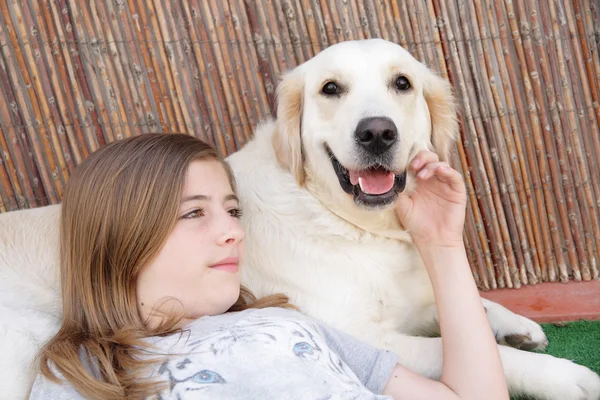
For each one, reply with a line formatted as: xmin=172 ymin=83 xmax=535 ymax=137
xmin=39 ymin=133 xmax=294 ymax=399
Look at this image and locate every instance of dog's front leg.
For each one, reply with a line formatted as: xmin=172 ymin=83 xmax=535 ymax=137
xmin=380 ymin=332 xmax=600 ymax=400
xmin=480 ymin=298 xmax=548 ymax=351
xmin=417 ymin=298 xmax=548 ymax=351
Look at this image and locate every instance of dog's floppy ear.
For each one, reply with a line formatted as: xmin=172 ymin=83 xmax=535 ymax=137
xmin=423 ymin=70 xmax=459 ymax=162
xmin=272 ymin=69 xmax=305 ymax=185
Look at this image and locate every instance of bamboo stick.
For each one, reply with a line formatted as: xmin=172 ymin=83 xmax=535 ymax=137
xmin=379 ymin=0 xmax=399 ymax=44
xmin=224 ymin=0 xmax=266 ymax=137
xmin=303 ymin=0 xmax=330 ymax=49
xmin=53 ymin=0 xmax=108 ymax=150
xmin=126 ymin=0 xmax=178 ymax=133
xmin=197 ymin=0 xmax=241 ymax=153
xmin=529 ymin=0 xmax=580 ymax=281
xmin=67 ymin=2 xmax=118 ymax=144
xmin=471 ymin=0 xmax=532 ymax=286
xmin=540 ymin=0 xmax=589 ymax=281
xmin=429 ymin=0 xmax=487 ymax=284
xmin=142 ymin=0 xmax=188 ymax=132
xmin=27 ymin=0 xmax=82 ymax=172
xmin=151 ymin=0 xmax=198 ymax=136
xmin=177 ymin=0 xmax=219 ymax=142
xmin=178 ymin=0 xmax=227 ymax=153
xmin=580 ymin=0 xmax=600 ymax=132
xmin=278 ymin=1 xmax=307 ymax=64
xmin=120 ymin=2 xmax=169 ymax=132
xmin=0 ymin=15 xmax=44 ymax=209
xmin=325 ymin=1 xmax=345 ymax=44
xmin=0 ymin=103 xmax=25 ymax=210
xmin=378 ymin=0 xmax=396 ymax=42
xmin=502 ymin=0 xmax=557 ymax=282
xmin=0 ymin=159 xmax=15 ymax=211
xmin=491 ymin=0 xmax=545 ymax=283
xmin=334 ymin=0 xmax=355 ymax=41
xmin=38 ymin=0 xmax=89 ymax=165
xmin=313 ymin=1 xmax=336 ymax=46
xmin=438 ymin=0 xmax=503 ymax=287
xmin=404 ymin=0 xmax=425 ymax=62
xmin=365 ymin=0 xmax=383 ymax=39
xmin=413 ymin=0 xmax=437 ymax=68
xmin=425 ymin=0 xmax=448 ymax=79
xmin=76 ymin=2 xmax=131 ymax=140
xmin=89 ymin=0 xmax=139 ymax=138
xmin=351 ymin=0 xmax=369 ymax=40
xmin=180 ymin=0 xmax=233 ymax=143
xmin=569 ymin=0 xmax=600 ymax=279
xmin=12 ymin=1 xmax=69 ymax=198
xmin=15 ymin=0 xmax=70 ymax=185
xmin=207 ymin=0 xmax=253 ymax=147
xmin=246 ymin=1 xmax=282 ymax=110
xmin=0 ymin=2 xmax=60 ymax=204
xmin=299 ymin=0 xmax=327 ymax=54
xmin=219 ymin=0 xmax=259 ymax=140
xmin=512 ymin=0 xmax=567 ymax=282
xmin=99 ymin=0 xmax=156 ymax=134
xmin=290 ymin=0 xmax=314 ymax=59
xmin=457 ymin=0 xmax=515 ymax=287
xmin=231 ymin=0 xmax=271 ymax=119
xmin=388 ymin=1 xmax=408 ymax=48
xmin=546 ymin=0 xmax=598 ymax=280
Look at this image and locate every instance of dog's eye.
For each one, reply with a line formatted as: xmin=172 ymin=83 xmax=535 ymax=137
xmin=395 ymin=76 xmax=411 ymax=91
xmin=321 ymin=81 xmax=340 ymax=96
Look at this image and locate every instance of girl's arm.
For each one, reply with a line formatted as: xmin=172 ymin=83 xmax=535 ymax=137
xmin=382 ymin=151 xmax=508 ymax=400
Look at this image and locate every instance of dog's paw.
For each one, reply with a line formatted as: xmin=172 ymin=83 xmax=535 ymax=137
xmin=538 ymin=358 xmax=600 ymax=400
xmin=500 ymin=328 xmax=547 ymax=351
xmin=484 ymin=300 xmax=548 ymax=351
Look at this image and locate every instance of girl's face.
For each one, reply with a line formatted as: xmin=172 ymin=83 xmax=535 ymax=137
xmin=136 ymin=160 xmax=245 ymax=324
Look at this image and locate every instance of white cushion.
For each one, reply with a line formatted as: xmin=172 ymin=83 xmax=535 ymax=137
xmin=0 ymin=205 xmax=62 ymax=398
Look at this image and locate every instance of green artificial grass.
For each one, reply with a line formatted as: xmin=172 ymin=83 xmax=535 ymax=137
xmin=511 ymin=319 xmax=600 ymax=400
xmin=542 ymin=320 xmax=600 ymax=374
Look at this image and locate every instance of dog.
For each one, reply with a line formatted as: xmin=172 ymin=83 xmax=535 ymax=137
xmin=225 ymin=39 xmax=600 ymax=399
xmin=0 ymin=39 xmax=599 ymax=399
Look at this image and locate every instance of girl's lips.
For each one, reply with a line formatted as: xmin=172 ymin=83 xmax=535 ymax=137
xmin=209 ymin=257 xmax=239 ymax=273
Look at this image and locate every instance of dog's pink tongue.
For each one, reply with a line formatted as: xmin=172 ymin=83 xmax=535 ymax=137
xmin=349 ymin=170 xmax=395 ymax=195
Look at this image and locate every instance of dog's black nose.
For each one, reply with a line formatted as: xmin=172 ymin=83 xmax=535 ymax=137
xmin=354 ymin=117 xmax=398 ymax=155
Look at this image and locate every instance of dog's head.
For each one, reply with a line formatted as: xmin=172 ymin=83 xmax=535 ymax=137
xmin=273 ymin=39 xmax=458 ymax=211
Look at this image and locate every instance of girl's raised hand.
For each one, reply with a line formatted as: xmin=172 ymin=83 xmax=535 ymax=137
xmin=394 ymin=150 xmax=467 ymax=248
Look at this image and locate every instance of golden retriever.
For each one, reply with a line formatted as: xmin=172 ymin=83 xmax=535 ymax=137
xmin=226 ymin=39 xmax=600 ymax=400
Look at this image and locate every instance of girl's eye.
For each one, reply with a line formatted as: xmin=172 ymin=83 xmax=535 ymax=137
xmin=181 ymin=209 xmax=204 ymax=219
xmin=229 ymin=208 xmax=243 ymax=219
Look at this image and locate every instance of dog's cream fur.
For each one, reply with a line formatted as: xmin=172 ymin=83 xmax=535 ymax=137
xmin=0 ymin=39 xmax=599 ymax=399
xmin=226 ymin=39 xmax=600 ymax=400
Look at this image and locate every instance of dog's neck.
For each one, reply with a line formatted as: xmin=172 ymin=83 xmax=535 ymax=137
xmin=305 ymin=178 xmax=414 ymax=243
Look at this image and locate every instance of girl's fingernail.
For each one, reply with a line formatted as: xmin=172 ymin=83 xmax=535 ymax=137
xmin=418 ymin=170 xmax=427 ymax=179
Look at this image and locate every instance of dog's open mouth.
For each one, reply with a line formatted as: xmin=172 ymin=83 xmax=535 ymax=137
xmin=327 ymin=146 xmax=407 ymax=208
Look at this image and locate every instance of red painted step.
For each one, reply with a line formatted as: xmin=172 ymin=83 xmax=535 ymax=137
xmin=480 ymin=280 xmax=600 ymax=323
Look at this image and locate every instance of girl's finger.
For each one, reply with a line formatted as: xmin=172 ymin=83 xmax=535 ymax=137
xmin=416 ymin=161 xmax=447 ymax=180
xmin=410 ymin=150 xmax=439 ymax=171
xmin=431 ymin=164 xmax=466 ymax=193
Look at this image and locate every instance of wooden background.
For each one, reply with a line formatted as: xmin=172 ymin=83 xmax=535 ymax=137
xmin=0 ymin=0 xmax=599 ymax=291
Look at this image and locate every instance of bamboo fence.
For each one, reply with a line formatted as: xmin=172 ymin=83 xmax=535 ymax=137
xmin=0 ymin=0 xmax=598 ymax=290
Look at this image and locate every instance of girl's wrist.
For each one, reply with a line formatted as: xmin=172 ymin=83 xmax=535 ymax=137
xmin=414 ymin=237 xmax=465 ymax=252
xmin=416 ymin=239 xmax=470 ymax=274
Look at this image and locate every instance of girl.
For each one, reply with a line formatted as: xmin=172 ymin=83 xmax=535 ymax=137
xmin=30 ymin=133 xmax=508 ymax=400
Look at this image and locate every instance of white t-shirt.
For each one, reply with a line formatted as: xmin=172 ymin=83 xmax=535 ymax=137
xmin=29 ymin=307 xmax=398 ymax=399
